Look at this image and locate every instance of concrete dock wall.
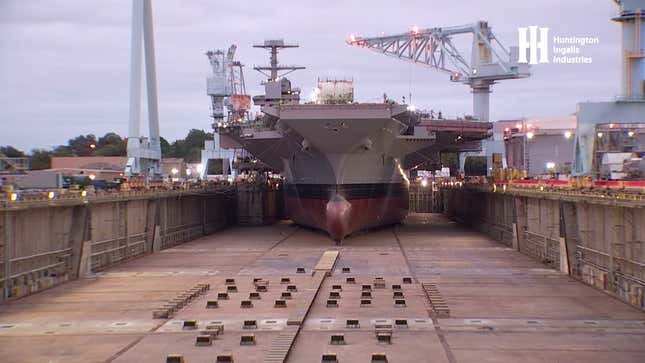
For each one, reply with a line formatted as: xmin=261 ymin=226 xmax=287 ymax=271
xmin=441 ymin=186 xmax=645 ymax=310
xmin=0 ymin=190 xmax=235 ymax=302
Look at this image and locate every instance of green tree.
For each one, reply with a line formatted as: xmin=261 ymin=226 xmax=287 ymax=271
xmin=29 ymin=149 xmax=53 ymax=170
xmin=67 ymin=134 xmax=97 ymax=156
xmin=160 ymin=137 xmax=171 ymax=157
xmin=440 ymin=152 xmax=459 ymax=176
xmin=181 ymin=129 xmax=212 ymax=162
xmin=52 ymin=145 xmax=74 ymax=156
xmin=464 ymin=156 xmax=487 ymax=176
xmin=95 ymin=132 xmax=126 ymax=156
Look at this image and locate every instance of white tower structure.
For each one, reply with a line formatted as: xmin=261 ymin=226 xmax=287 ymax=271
xmin=572 ymin=0 xmax=645 ymax=176
xmin=125 ymin=0 xmax=162 ymax=179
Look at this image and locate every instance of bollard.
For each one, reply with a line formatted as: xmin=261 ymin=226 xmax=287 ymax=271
xmin=330 ymin=333 xmax=345 ymax=345
xmin=182 ymin=320 xmax=197 ymax=329
xmin=195 ymin=334 xmax=212 ymax=346
xmin=166 ymin=354 xmax=184 ymax=363
xmin=395 ymin=319 xmax=408 ymax=327
xmin=240 ymin=334 xmax=256 ymax=345
xmin=249 ymin=292 xmax=261 ymax=300
xmin=217 ymin=292 xmax=229 ymax=300
xmin=216 ymin=355 xmax=233 ymax=363
xmin=376 ymin=332 xmax=391 ymax=344
xmin=346 ymin=319 xmax=360 ymax=328
xmin=203 ymin=323 xmax=224 ymax=336
xmin=321 ymin=353 xmax=338 ymax=363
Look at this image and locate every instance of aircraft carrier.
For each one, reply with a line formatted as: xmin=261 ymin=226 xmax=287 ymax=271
xmin=217 ymin=40 xmax=491 ymax=241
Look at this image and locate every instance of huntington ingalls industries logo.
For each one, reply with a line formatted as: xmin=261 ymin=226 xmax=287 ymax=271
xmin=518 ymin=26 xmax=599 ymax=64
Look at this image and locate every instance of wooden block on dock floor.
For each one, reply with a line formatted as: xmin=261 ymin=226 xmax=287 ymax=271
xmin=195 ymin=334 xmax=212 ymax=346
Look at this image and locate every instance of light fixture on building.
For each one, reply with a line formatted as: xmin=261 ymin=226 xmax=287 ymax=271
xmin=196 ymin=163 xmax=204 ymax=173
xmin=88 ymin=174 xmax=96 ymax=180
xmin=47 ymin=191 xmax=55 ymax=199
xmin=564 ymin=131 xmax=572 ymax=139
xmin=186 ymin=168 xmax=192 ymax=176
xmin=597 ymin=131 xmax=604 ymax=139
xmin=627 ymin=130 xmax=635 ymax=137
xmin=421 ymin=179 xmax=428 ymax=187
xmin=546 ymin=161 xmax=556 ymax=170
xmin=171 ymin=168 xmax=179 ymax=175
xmin=526 ymin=131 xmax=534 ymax=140
xmin=9 ymin=193 xmax=18 ymax=202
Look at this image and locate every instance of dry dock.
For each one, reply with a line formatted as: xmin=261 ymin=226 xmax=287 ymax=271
xmin=0 ymin=213 xmax=643 ymax=363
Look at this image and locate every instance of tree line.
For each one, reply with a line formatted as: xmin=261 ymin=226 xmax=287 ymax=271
xmin=1 ymin=129 xmax=213 ymax=170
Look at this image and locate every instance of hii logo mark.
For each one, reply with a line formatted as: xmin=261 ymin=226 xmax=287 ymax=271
xmin=518 ymin=26 xmax=550 ymax=64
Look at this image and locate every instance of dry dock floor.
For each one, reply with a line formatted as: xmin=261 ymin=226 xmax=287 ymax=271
xmin=0 ymin=213 xmax=644 ymax=363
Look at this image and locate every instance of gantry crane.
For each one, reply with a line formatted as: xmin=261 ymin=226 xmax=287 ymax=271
xmin=202 ymin=45 xmax=252 ymax=180
xmin=347 ymin=21 xmax=530 ymax=121
xmin=206 ymin=45 xmax=251 ymax=126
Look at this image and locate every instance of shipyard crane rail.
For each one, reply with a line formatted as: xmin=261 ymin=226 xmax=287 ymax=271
xmin=347 ymin=21 xmax=530 ymax=122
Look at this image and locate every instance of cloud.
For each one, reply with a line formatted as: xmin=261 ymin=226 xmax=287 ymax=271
xmin=0 ymin=0 xmax=621 ymax=151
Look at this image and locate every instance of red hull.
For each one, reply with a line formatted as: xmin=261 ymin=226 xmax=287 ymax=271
xmin=285 ymin=194 xmax=408 ymax=240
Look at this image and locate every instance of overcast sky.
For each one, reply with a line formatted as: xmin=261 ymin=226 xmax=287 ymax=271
xmin=0 ymin=0 xmax=621 ymax=151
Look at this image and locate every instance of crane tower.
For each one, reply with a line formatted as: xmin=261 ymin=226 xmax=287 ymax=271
xmin=347 ymin=21 xmax=530 ymax=121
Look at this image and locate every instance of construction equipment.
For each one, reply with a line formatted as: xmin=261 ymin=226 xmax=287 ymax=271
xmin=0 ymin=152 xmax=29 ymax=174
xmin=206 ymin=44 xmax=252 ymax=126
xmin=202 ymin=44 xmax=252 ymax=180
xmin=347 ymin=21 xmax=530 ymax=121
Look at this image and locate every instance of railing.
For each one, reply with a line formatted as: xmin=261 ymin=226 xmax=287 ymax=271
xmin=161 ymin=223 xmax=204 ymax=249
xmin=89 ymin=232 xmax=148 ymax=271
xmin=0 ymin=247 xmax=73 ymax=298
xmin=522 ymin=231 xmax=561 ymax=270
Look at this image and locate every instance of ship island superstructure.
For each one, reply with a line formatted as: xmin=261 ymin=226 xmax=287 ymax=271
xmin=213 ymin=39 xmax=492 ymax=241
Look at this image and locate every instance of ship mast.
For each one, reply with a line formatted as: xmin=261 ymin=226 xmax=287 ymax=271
xmin=252 ymin=39 xmax=305 ymax=106
xmin=253 ymin=40 xmax=305 ymax=81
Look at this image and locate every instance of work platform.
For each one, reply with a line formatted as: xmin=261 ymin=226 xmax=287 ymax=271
xmin=0 ymin=214 xmax=643 ymax=363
